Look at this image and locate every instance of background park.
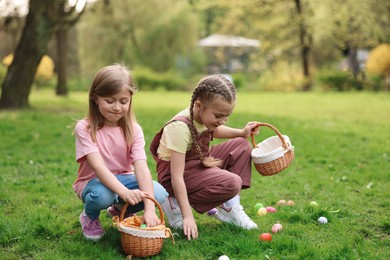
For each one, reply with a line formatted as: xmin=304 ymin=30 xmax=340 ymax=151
xmin=0 ymin=0 xmax=389 ymax=259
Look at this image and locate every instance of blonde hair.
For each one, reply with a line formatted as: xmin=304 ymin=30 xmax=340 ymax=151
xmin=189 ymin=74 xmax=236 ymax=167
xmin=87 ymin=63 xmax=137 ymax=144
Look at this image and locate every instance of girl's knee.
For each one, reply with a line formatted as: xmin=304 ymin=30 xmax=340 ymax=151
xmin=236 ymin=137 xmax=252 ymax=150
xmin=222 ymin=174 xmax=242 ymax=196
xmin=86 ymin=189 xmax=116 ymax=209
xmin=152 ymin=182 xmax=168 ymax=205
xmin=232 ymin=175 xmax=242 ymax=194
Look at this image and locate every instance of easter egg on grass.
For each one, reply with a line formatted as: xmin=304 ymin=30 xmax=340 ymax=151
xmin=287 ymin=200 xmax=295 ymax=206
xmin=271 ymin=223 xmax=283 ymax=233
xmin=276 ymin=199 xmax=287 ymax=206
xmin=259 ymin=233 xmax=272 ymax=242
xmin=257 ymin=207 xmax=267 ymax=216
xmin=266 ymin=206 xmax=277 ymax=213
xmin=218 ymin=255 xmax=230 ymax=260
xmin=254 ymin=203 xmax=264 ymax=211
xmin=318 ymin=216 xmax=328 ymax=224
xmin=309 ymin=201 xmax=319 ymax=207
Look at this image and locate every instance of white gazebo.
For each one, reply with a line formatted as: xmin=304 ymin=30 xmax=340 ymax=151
xmin=199 ymin=34 xmax=260 ymax=48
xmin=198 ymin=34 xmax=260 ymax=73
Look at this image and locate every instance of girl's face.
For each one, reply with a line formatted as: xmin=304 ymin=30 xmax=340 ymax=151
xmin=95 ymin=87 xmax=132 ymax=127
xmin=194 ymin=97 xmax=235 ymax=130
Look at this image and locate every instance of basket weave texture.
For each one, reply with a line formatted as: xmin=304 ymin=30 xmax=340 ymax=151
xmin=251 ymin=123 xmax=294 ymax=176
xmin=113 ymin=195 xmax=174 ymax=258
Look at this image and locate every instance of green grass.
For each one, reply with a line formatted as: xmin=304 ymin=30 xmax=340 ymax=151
xmin=1 ymin=89 xmax=389 ymax=259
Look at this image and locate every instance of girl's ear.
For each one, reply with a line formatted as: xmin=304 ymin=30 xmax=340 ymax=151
xmin=93 ymin=95 xmax=98 ymax=106
xmin=194 ymin=100 xmax=202 ymax=111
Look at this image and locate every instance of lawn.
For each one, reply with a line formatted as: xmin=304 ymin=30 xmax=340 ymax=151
xmin=0 ymin=89 xmax=389 ymax=259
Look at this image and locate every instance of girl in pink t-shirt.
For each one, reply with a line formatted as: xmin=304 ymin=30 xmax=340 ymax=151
xmin=73 ymin=64 xmax=167 ymax=241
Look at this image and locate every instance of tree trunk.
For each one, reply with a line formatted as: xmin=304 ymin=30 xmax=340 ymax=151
xmin=0 ymin=0 xmax=57 ymax=109
xmin=55 ymin=27 xmax=68 ymax=96
xmin=294 ymin=0 xmax=312 ymax=91
xmin=347 ymin=46 xmax=359 ymax=79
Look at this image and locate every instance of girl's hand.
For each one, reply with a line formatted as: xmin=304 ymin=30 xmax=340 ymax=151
xmin=242 ymin=121 xmax=260 ymax=138
xmin=142 ymin=210 xmax=161 ymax=227
xmin=122 ymin=189 xmax=145 ymax=206
xmin=183 ymin=216 xmax=198 ymax=240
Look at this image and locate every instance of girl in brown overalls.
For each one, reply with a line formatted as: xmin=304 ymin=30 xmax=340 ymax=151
xmin=150 ymin=74 xmax=260 ymax=240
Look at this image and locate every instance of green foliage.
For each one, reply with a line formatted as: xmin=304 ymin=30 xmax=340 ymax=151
xmin=0 ymin=90 xmax=389 ymax=259
xmin=231 ymin=72 xmax=247 ymax=90
xmin=255 ymin=61 xmax=305 ymax=91
xmin=137 ymin=1 xmax=198 ymax=72
xmin=317 ymin=71 xmax=359 ymax=91
xmin=133 ymin=67 xmax=187 ymax=91
xmin=77 ymin=0 xmax=199 ymax=76
xmin=315 ymin=70 xmax=386 ymax=92
xmin=367 ymin=74 xmax=384 ymax=91
xmin=66 ymin=77 xmax=92 ymax=92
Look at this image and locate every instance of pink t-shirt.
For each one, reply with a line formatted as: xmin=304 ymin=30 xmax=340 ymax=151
xmin=72 ymin=119 xmax=147 ymax=199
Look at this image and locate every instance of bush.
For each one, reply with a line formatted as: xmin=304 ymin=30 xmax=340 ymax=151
xmin=231 ymin=72 xmax=247 ymax=90
xmin=317 ymin=71 xmax=363 ymax=91
xmin=2 ymin=54 xmax=55 ymax=87
xmin=366 ymin=44 xmax=390 ymax=78
xmin=132 ymin=67 xmax=187 ymax=91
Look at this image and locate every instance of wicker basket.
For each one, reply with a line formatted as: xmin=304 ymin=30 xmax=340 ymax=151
xmin=113 ymin=195 xmax=174 ymax=258
xmin=251 ymin=123 xmax=294 ymax=176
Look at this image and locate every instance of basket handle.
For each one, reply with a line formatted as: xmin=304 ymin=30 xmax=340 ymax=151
xmin=251 ymin=122 xmax=289 ymax=149
xmin=119 ymin=194 xmax=165 ymax=225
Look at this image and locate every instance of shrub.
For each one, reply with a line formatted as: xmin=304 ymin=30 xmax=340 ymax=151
xmin=317 ymin=71 xmax=363 ymax=91
xmin=132 ymin=67 xmax=187 ymax=91
xmin=2 ymin=54 xmax=55 ymax=87
xmin=231 ymin=72 xmax=247 ymax=90
xmin=366 ymin=44 xmax=390 ymax=91
xmin=366 ymin=44 xmax=390 ymax=78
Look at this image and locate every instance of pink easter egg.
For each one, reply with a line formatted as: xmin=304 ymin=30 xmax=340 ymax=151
xmin=271 ymin=223 xmax=283 ymax=233
xmin=266 ymin=206 xmax=277 ymax=213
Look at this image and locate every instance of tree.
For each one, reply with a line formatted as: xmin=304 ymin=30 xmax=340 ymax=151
xmin=0 ymin=0 xmax=84 ymax=109
xmin=55 ymin=1 xmax=85 ymax=96
xmin=77 ymin=0 xmax=198 ymax=75
xmin=193 ymin=0 xmax=314 ymax=90
xmin=294 ymin=0 xmax=313 ymax=90
xmin=315 ymin=0 xmax=390 ymax=79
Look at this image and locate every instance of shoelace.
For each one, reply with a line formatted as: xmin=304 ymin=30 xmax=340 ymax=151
xmin=233 ymin=205 xmax=254 ymax=222
xmin=87 ymin=218 xmax=102 ymax=231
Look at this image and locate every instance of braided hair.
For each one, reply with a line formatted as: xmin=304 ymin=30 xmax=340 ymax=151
xmin=189 ymin=74 xmax=236 ymax=167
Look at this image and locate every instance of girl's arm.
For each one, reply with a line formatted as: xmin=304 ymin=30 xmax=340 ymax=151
xmin=170 ymin=150 xmax=198 ymax=240
xmin=85 ymin=152 xmax=145 ymax=206
xmin=214 ymin=122 xmax=260 ymax=139
xmin=133 ymin=159 xmax=161 ymax=227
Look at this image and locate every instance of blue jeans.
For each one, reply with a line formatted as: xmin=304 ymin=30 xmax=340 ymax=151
xmin=81 ymin=174 xmax=168 ymax=219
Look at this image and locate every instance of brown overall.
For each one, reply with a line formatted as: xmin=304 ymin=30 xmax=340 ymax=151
xmin=150 ymin=116 xmax=252 ymax=213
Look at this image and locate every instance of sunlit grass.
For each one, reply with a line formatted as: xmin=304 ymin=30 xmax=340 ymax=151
xmin=1 ymin=89 xmax=389 ymax=259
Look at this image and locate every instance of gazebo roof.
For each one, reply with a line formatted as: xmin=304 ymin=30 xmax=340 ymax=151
xmin=199 ymin=34 xmax=260 ymax=48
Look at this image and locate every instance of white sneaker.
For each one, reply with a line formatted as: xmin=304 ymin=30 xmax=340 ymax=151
xmin=161 ymin=197 xmax=183 ymax=229
xmin=215 ymin=204 xmax=258 ymax=230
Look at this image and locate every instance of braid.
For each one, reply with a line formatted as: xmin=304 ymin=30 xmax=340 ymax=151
xmin=188 ymin=74 xmax=236 ymax=168
xmin=189 ymin=100 xmax=205 ymax=162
